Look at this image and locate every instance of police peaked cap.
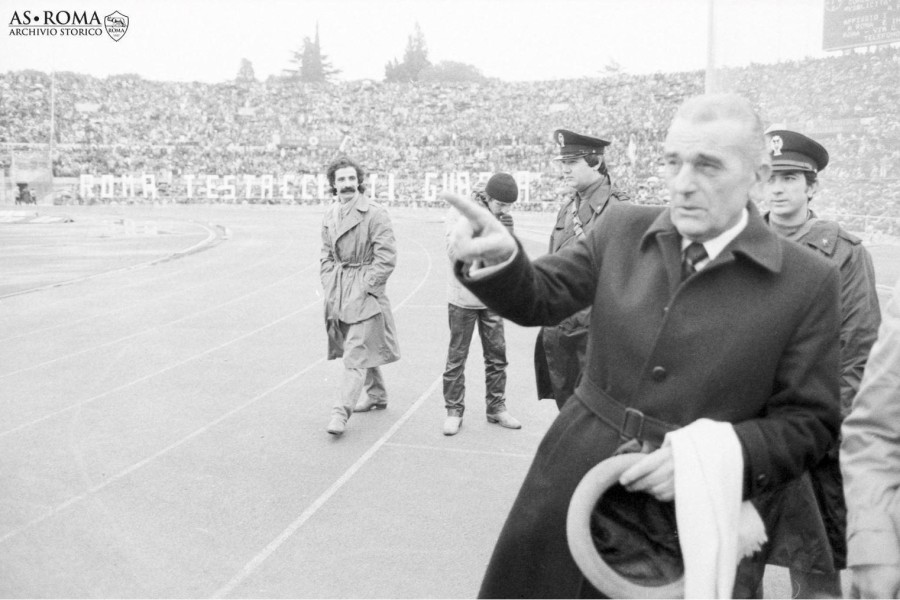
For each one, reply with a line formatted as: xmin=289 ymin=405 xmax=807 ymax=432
xmin=553 ymin=129 xmax=611 ymax=160
xmin=767 ymin=130 xmax=829 ymax=173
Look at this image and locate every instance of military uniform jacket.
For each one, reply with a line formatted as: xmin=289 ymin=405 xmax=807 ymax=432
xmin=535 ymin=177 xmax=629 ymax=401
xmin=461 ymin=202 xmax=841 ymax=598
xmin=765 ymin=210 xmax=881 ymax=413
xmin=749 ymin=211 xmax=881 ymax=573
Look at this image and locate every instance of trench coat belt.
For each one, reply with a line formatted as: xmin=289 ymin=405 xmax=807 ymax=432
xmin=340 ymin=260 xmax=373 ymax=268
xmin=576 ymin=377 xmax=678 ymax=448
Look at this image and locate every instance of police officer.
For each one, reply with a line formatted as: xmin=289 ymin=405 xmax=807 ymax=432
xmin=735 ymin=130 xmax=882 ymax=598
xmin=534 ymin=129 xmax=630 ymax=409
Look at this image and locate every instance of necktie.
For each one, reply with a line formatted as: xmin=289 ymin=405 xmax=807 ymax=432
xmin=681 ymin=242 xmax=708 ymax=281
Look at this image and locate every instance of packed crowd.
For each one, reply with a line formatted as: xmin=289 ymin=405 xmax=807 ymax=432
xmin=1 ymin=46 xmax=898 ymax=227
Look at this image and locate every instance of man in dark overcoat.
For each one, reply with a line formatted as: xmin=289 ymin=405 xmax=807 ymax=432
xmin=442 ymin=94 xmax=842 ymax=598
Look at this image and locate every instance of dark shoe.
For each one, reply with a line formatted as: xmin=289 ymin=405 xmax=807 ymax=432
xmin=353 ymin=397 xmax=387 ymax=412
xmin=326 ymin=416 xmax=346 ymax=435
xmin=487 ymin=411 xmax=521 ymax=429
xmin=443 ymin=415 xmax=462 ymax=436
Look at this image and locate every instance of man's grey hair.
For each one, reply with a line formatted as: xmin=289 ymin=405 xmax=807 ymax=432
xmin=674 ymin=93 xmax=771 ymax=169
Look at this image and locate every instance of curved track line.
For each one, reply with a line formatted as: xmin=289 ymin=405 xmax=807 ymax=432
xmin=0 ymin=231 xmax=435 ymax=549
xmin=0 ymin=220 xmax=222 ymax=300
xmin=0 ymin=260 xmax=318 ymax=379
xmin=0 ymin=221 xmax=314 ymax=342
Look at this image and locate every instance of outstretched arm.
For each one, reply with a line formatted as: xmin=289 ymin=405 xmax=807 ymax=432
xmin=441 ymin=191 xmax=516 ymax=267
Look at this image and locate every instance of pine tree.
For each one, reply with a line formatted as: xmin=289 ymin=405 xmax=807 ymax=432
xmin=236 ymin=58 xmax=255 ymax=83
xmin=286 ymin=23 xmax=341 ymax=83
xmin=384 ymin=22 xmax=432 ymax=82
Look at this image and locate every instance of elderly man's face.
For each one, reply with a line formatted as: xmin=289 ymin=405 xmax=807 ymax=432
xmin=663 ymin=117 xmax=768 ymax=242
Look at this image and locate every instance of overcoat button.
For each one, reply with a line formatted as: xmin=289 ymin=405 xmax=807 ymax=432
xmin=651 ymin=366 xmax=667 ymax=381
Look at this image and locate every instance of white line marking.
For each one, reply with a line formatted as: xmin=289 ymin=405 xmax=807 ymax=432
xmin=384 ymin=441 xmax=535 ymax=459
xmin=0 ymin=360 xmax=325 ymax=546
xmin=0 ymin=226 xmax=436 ymax=549
xmin=0 ymin=300 xmax=317 ymax=438
xmin=0 ymin=234 xmax=304 ymax=344
xmin=0 ymin=220 xmax=218 ymax=300
xmin=0 ymin=264 xmax=315 ymax=379
xmin=212 ymin=376 xmax=443 ymax=599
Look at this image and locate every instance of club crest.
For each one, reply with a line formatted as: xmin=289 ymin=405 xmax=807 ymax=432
xmin=104 ymin=11 xmax=129 ymax=42
xmin=770 ymin=135 xmax=783 ymax=156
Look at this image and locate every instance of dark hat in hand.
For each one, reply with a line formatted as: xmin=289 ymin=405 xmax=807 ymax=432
xmin=553 ymin=129 xmax=611 ymax=161
xmin=485 ymin=173 xmax=519 ymax=204
xmin=767 ymin=130 xmax=829 ymax=173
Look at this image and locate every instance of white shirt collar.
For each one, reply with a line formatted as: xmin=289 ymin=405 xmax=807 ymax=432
xmin=680 ymin=208 xmax=748 ymax=268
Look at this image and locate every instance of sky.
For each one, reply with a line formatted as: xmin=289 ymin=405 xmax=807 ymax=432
xmin=0 ymin=0 xmax=834 ymax=83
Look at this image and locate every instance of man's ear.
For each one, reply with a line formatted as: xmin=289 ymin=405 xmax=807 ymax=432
xmin=754 ymin=162 xmax=772 ymax=187
xmin=749 ymin=162 xmax=771 ymax=203
xmin=807 ymin=179 xmax=820 ymax=201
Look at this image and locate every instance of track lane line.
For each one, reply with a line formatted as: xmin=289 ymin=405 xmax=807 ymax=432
xmin=0 ymin=229 xmax=435 ymax=555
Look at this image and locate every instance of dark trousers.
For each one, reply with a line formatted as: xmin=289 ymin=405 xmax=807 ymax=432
xmin=443 ymin=304 xmax=507 ymax=417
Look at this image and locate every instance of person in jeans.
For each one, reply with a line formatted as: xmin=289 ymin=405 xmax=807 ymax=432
xmin=442 ymin=173 xmax=522 ymax=436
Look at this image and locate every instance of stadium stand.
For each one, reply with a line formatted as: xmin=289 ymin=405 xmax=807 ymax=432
xmin=1 ymin=46 xmax=897 ymax=232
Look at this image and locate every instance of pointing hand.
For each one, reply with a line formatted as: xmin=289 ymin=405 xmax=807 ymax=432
xmin=442 ymin=191 xmax=516 ymax=266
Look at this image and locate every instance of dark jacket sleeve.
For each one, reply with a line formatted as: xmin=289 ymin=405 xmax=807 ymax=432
xmin=454 ymin=234 xmax=598 ymax=328
xmin=734 ymin=264 xmax=842 ymax=499
xmin=837 ymin=241 xmax=881 ymax=414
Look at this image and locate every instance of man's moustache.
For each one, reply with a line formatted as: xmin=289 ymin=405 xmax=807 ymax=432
xmin=339 ymin=187 xmax=356 ymax=193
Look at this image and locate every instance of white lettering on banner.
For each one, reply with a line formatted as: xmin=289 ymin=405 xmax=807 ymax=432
xmin=74 ymin=172 xmax=546 ymax=202
xmin=300 ymin=174 xmax=317 ymax=200
xmin=281 ymin=175 xmax=295 ymax=201
xmin=514 ymin=172 xmax=531 ymax=203
xmin=101 ymin=174 xmax=115 ymax=199
xmin=142 ymin=174 xmax=157 ymax=199
xmin=122 ymin=175 xmax=135 ymax=198
xmin=456 ymin=172 xmax=471 ymax=196
xmin=222 ymin=175 xmax=236 ymax=201
xmin=80 ymin=174 xmax=94 ymax=198
xmin=261 ymin=175 xmax=274 ymax=200
xmin=424 ymin=172 xmax=438 ymax=201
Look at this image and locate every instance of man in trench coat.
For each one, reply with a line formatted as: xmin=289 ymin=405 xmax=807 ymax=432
xmin=443 ymin=94 xmax=842 ymax=598
xmin=841 ymin=276 xmax=900 ymax=599
xmin=320 ymin=157 xmax=400 ymax=436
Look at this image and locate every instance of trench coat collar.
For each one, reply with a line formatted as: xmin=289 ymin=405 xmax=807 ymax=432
xmin=334 ymin=192 xmax=370 ymax=240
xmin=641 ymin=201 xmax=784 ymax=281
